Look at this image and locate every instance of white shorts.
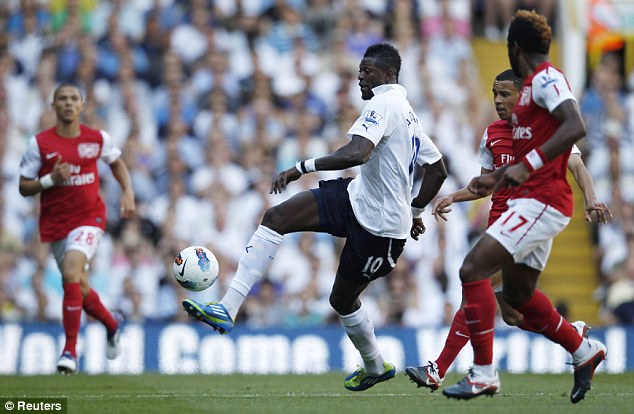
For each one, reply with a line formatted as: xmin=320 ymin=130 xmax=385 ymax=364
xmin=486 ymin=198 xmax=570 ymax=271
xmin=50 ymin=226 xmax=104 ymax=271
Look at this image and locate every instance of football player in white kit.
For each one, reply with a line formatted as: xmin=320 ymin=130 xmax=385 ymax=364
xmin=182 ymin=43 xmax=447 ymax=391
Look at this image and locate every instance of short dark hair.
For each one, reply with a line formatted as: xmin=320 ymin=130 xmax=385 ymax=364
xmin=495 ymin=69 xmax=523 ymax=90
xmin=507 ymin=10 xmax=551 ymax=55
xmin=53 ymin=83 xmax=84 ymax=102
xmin=363 ymin=43 xmax=402 ymax=80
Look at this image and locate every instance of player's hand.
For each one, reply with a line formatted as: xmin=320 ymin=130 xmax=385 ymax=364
xmin=584 ymin=199 xmax=612 ymax=224
xmin=270 ymin=167 xmax=302 ymax=194
xmin=410 ymin=217 xmax=426 ymax=240
xmin=503 ymin=163 xmax=530 ymax=187
xmin=468 ymin=172 xmax=499 ymax=197
xmin=432 ymin=195 xmax=454 ymax=222
xmin=120 ymin=190 xmax=136 ymax=219
xmin=51 ymin=156 xmax=71 ymax=184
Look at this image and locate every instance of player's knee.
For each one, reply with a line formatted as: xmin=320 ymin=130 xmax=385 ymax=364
xmin=502 ymin=291 xmax=524 ymax=309
xmin=329 ymin=292 xmax=343 ymax=314
xmin=459 ymin=260 xmax=479 ymax=283
xmin=329 ymin=292 xmax=351 ymax=315
xmin=61 ymin=269 xmax=82 ymax=284
xmin=261 ymin=206 xmax=285 ymax=233
xmin=501 ymin=310 xmax=523 ymax=326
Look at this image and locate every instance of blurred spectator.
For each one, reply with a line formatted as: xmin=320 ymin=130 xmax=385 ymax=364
xmin=418 ymin=0 xmax=471 ymax=39
xmin=341 ymin=8 xmax=384 ymax=60
xmin=481 ymin=0 xmax=514 ymax=41
xmin=601 ymin=232 xmax=634 ymax=325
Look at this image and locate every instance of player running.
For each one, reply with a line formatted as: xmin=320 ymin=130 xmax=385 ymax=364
xmin=405 ymin=69 xmax=611 ymax=392
xmin=439 ymin=11 xmax=608 ymax=402
xmin=19 ymin=84 xmax=136 ymax=374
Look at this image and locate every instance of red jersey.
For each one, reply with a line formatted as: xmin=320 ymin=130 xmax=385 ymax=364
xmin=478 ymin=120 xmax=514 ymax=227
xmin=19 ymin=125 xmax=121 ymax=242
xmin=510 ymin=62 xmax=577 ymax=216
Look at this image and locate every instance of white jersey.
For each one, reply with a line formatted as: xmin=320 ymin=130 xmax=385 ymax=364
xmin=346 ymin=84 xmax=442 ymax=239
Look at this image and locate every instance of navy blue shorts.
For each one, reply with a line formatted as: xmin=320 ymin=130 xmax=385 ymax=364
xmin=311 ymin=178 xmax=406 ymax=285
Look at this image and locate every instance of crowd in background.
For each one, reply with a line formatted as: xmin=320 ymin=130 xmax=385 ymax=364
xmin=0 ymin=0 xmax=632 ymax=329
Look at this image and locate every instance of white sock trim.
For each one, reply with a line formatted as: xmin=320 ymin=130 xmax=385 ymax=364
xmin=339 ymin=304 xmax=366 ymax=327
xmin=255 ymin=225 xmax=283 ymax=244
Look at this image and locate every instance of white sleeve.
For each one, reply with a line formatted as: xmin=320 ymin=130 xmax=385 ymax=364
xmin=532 ymin=68 xmax=576 ymax=113
xmin=571 ymin=144 xmax=581 ymax=155
xmin=416 ymin=131 xmax=442 ymax=166
xmin=346 ymin=97 xmax=388 ymax=146
xmin=19 ymin=136 xmax=42 ymax=179
xmin=99 ymin=129 xmax=122 ymax=164
xmin=478 ymin=128 xmax=494 ymax=170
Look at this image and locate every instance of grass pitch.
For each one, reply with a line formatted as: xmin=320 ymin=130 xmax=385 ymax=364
xmin=1 ymin=372 xmax=632 ymax=414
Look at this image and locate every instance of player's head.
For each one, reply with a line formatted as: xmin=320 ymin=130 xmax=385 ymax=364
xmin=358 ymin=43 xmax=401 ymax=100
xmin=52 ymin=83 xmax=84 ymax=124
xmin=492 ymin=69 xmax=522 ymax=122
xmin=507 ymin=10 xmax=552 ymax=78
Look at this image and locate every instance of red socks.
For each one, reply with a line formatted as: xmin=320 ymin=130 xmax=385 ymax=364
xmin=83 ymin=289 xmax=118 ymax=333
xmin=462 ymin=279 xmax=496 ymax=366
xmin=435 ymin=309 xmax=469 ymax=377
xmin=515 ymin=289 xmax=583 ymax=353
xmin=62 ymin=282 xmax=83 ymax=357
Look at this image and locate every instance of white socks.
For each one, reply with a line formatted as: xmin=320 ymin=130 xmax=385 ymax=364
xmin=221 ymin=225 xmax=283 ymax=320
xmin=340 ymin=303 xmax=384 ymax=375
xmin=472 ymin=364 xmax=495 ymax=378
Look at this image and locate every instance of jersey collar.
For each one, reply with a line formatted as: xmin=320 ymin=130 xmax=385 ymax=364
xmin=371 ymin=83 xmax=407 ymax=97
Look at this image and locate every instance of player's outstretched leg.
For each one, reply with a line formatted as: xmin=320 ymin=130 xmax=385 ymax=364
xmin=405 ymin=361 xmax=443 ymax=391
xmin=182 ymin=299 xmax=234 ymax=334
xmin=344 ymin=362 xmax=396 ymax=391
xmin=106 ymin=311 xmax=124 ymax=360
xmin=570 ymin=338 xmax=607 ymax=403
xmin=441 ymin=368 xmax=500 ymax=400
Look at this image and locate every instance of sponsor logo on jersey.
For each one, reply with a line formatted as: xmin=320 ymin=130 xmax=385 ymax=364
xmin=540 ymin=74 xmax=556 ymax=88
xmin=78 ymin=143 xmax=100 ymax=158
xmin=500 ymin=153 xmax=514 ymax=165
xmin=60 ymin=172 xmax=96 ymax=186
xmin=363 ymin=110 xmax=383 ymax=126
xmin=519 ymin=86 xmax=531 ymax=106
xmin=46 ymin=152 xmax=60 ymax=160
xmin=513 ymin=126 xmax=532 ymax=140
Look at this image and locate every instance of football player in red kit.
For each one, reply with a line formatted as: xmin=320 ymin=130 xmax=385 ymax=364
xmin=439 ymin=11 xmax=607 ymax=402
xmin=406 ymin=69 xmax=611 ymax=393
xmin=19 ymin=84 xmax=136 ymax=374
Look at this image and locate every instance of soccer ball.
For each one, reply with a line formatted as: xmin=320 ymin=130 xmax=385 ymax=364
xmin=173 ymin=246 xmax=219 ymax=292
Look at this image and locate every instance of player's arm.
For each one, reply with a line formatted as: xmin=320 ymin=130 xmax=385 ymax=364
xmin=567 ymin=153 xmax=612 ymax=224
xmin=19 ymin=156 xmax=71 ymax=197
xmin=504 ymin=100 xmax=586 ymax=186
xmin=109 ymin=158 xmax=136 ymax=219
xmin=410 ymin=157 xmax=448 ymax=240
xmin=539 ymin=100 xmax=587 ymax=160
xmin=271 ymin=135 xmax=374 ymax=194
xmin=433 ymin=167 xmax=493 ymax=222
